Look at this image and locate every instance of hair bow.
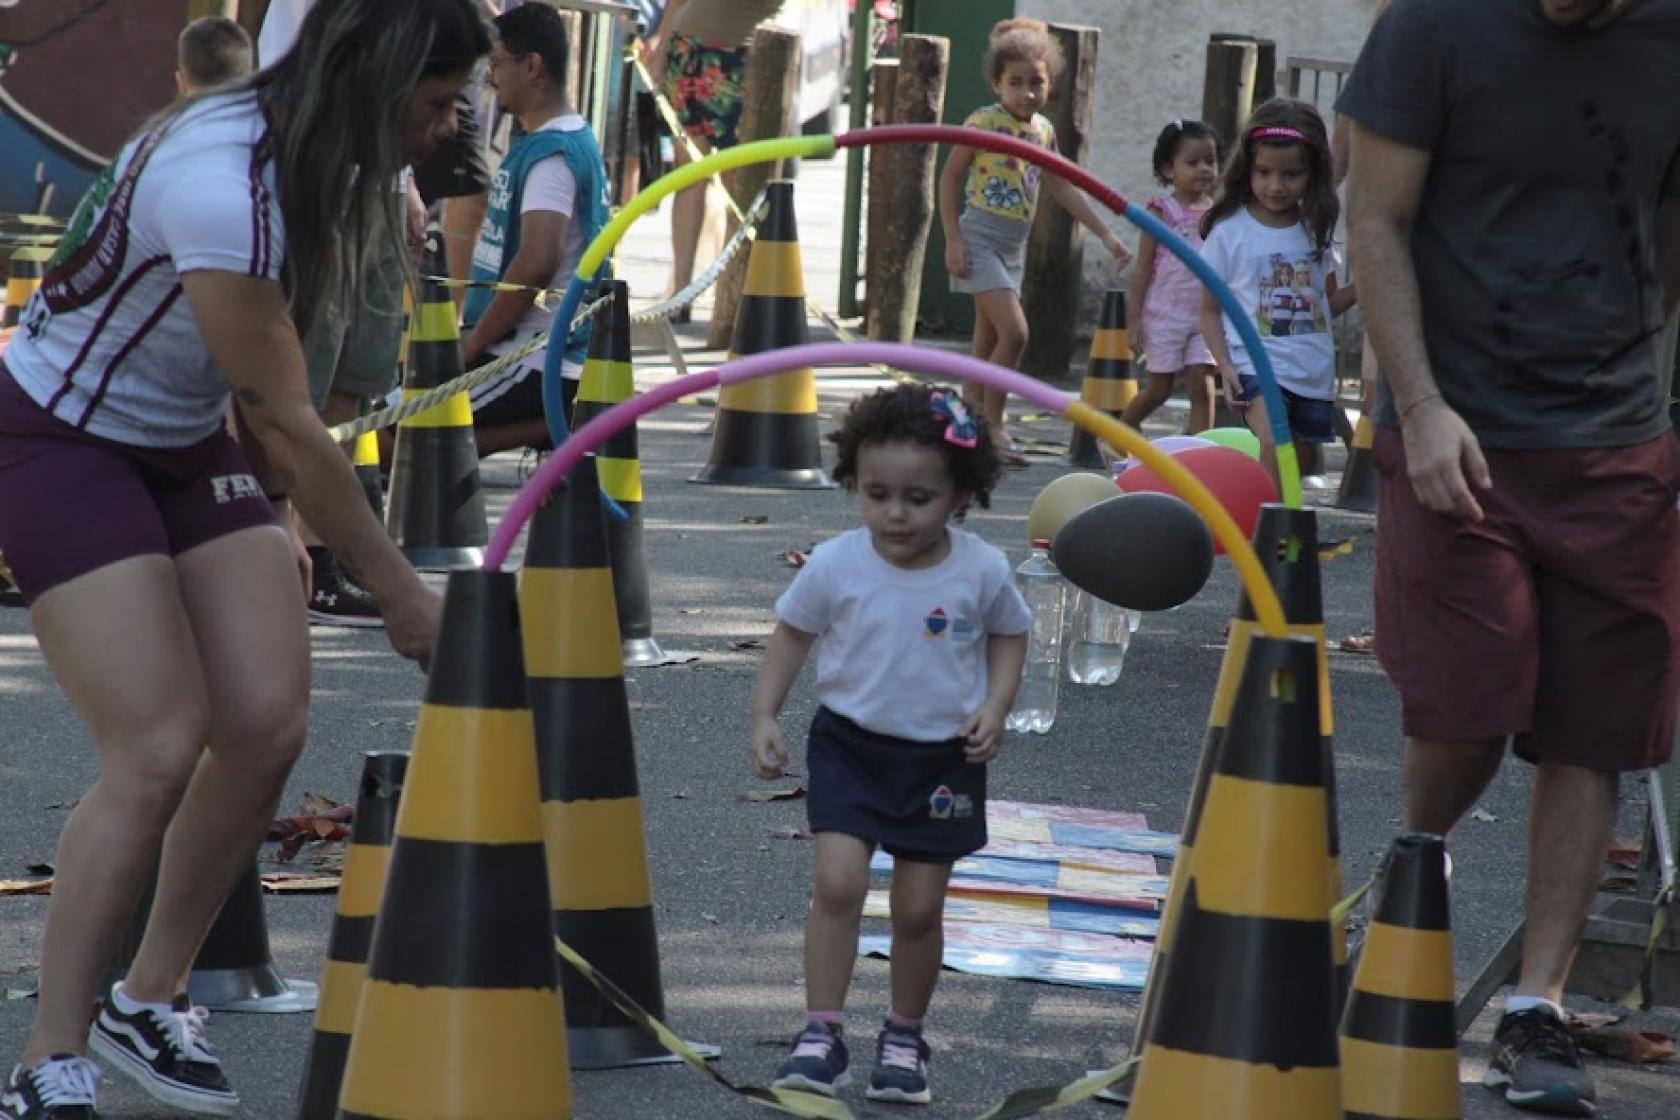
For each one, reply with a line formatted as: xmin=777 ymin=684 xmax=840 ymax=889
xmin=929 ymin=390 xmax=979 ymax=449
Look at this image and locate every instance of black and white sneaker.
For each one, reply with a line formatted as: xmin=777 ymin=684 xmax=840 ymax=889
xmin=307 ymin=548 xmax=383 ymax=628
xmin=0 ymin=1055 xmax=98 ymax=1119
xmin=88 ymin=987 xmax=237 ymax=1117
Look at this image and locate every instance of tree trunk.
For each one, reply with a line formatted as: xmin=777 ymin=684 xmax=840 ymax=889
xmin=1020 ymin=24 xmax=1099 ymax=385
xmin=705 ymin=27 xmax=804 ymax=350
xmin=865 ymin=33 xmax=949 ymax=344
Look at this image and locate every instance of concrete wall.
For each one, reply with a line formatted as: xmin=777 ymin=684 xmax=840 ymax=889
xmin=1016 ymin=0 xmax=1381 ymax=325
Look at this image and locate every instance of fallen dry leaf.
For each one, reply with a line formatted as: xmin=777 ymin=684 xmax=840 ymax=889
xmin=1607 ymin=836 xmax=1643 ymax=871
xmin=737 ymin=786 xmax=807 ymax=803
xmin=784 ymin=550 xmax=809 ymax=569
xmin=1470 ymin=807 xmax=1499 ymax=823
xmin=767 ymin=826 xmax=809 ymax=840
xmin=260 ymin=873 xmax=341 ymax=893
xmin=1573 ymin=1025 xmax=1676 ymax=1064
xmin=0 ymin=879 xmax=52 ymax=897
xmin=729 ymin=639 xmax=765 ymax=652
xmin=740 ymin=514 xmax=769 ymax=525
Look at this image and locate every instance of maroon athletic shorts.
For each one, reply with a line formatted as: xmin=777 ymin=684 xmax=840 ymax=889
xmin=1373 ymin=425 xmax=1680 ymax=771
xmin=0 ymin=365 xmax=278 ymax=605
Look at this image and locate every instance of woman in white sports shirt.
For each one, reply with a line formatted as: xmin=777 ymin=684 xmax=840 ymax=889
xmin=0 ymin=3 xmax=487 ymax=1116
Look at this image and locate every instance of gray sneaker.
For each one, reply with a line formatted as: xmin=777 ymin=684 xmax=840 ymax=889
xmin=771 ymin=1023 xmax=849 ymax=1098
xmin=1483 ymin=1007 xmax=1596 ymax=1116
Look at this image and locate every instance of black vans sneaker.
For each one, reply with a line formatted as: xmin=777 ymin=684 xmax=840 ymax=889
xmin=0 ymin=1055 xmax=98 ymax=1119
xmin=88 ymin=988 xmax=237 ymax=1117
xmin=307 ymin=548 xmax=383 ymax=628
xmin=1483 ymin=1006 xmax=1597 ymax=1116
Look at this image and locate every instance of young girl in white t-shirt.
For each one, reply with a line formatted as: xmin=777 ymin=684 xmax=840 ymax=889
xmin=748 ymin=383 xmax=1030 ymax=1105
xmin=1198 ymin=98 xmax=1358 ymax=491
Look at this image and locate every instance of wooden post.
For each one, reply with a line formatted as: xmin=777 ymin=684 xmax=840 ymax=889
xmin=232 ymin=0 xmax=271 ymax=45
xmin=1212 ymin=32 xmax=1276 ymax=105
xmin=1020 ymin=24 xmax=1099 ymax=385
xmin=706 ymin=26 xmax=803 ymax=350
xmin=863 ymin=59 xmax=900 ymax=318
xmin=188 ymin=0 xmax=236 ymax=20
xmin=1202 ymin=38 xmax=1259 ymax=154
xmin=865 ymin=33 xmax=949 ymax=344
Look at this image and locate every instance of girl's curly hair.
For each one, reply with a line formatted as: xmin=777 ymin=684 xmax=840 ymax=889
xmin=828 ymin=384 xmax=1004 ymax=510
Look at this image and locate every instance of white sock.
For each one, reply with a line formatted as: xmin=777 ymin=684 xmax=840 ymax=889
xmin=1504 ymin=994 xmax=1566 ymax=1021
xmin=111 ymin=982 xmax=174 ymax=1018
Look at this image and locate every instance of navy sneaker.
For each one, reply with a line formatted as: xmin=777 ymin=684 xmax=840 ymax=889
xmin=88 ymin=987 xmax=237 ymax=1116
xmin=771 ymin=1022 xmax=850 ymax=1097
xmin=0 ymin=1055 xmax=98 ymax=1119
xmin=1483 ymin=1006 xmax=1596 ymax=1116
xmin=866 ymin=1022 xmax=932 ymax=1105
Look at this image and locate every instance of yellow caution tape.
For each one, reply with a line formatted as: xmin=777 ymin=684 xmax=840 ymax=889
xmin=1332 ymin=873 xmax=1376 ymax=928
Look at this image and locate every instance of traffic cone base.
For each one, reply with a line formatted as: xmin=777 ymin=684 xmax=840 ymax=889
xmin=1067 ymin=289 xmax=1137 ymax=468
xmin=1129 ymin=1042 xmax=1341 ymax=1116
xmin=337 ymin=571 xmax=570 ymax=1119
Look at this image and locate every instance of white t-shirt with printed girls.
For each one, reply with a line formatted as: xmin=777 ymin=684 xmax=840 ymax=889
xmin=776 ymin=526 xmax=1032 ymax=743
xmin=1198 ymin=207 xmax=1341 ymax=401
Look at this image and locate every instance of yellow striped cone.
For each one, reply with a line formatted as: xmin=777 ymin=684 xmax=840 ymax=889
xmin=1128 ymin=633 xmax=1342 ymax=1118
xmin=570 ymin=278 xmax=667 ymax=667
xmin=352 ymin=428 xmax=384 ymax=521
xmin=3 ymin=246 xmax=48 ymax=329
xmin=692 ymin=180 xmax=834 ymax=489
xmin=1066 ymin=289 xmax=1137 ymax=468
xmin=296 ymin=752 xmax=408 ymax=1120
xmin=337 ymin=570 xmax=571 ymax=1119
xmin=384 ymin=235 xmax=486 ymax=571
xmin=1132 ymin=504 xmax=1346 ymax=1063
xmin=519 ymin=457 xmax=711 ymax=1068
xmin=1337 ymin=413 xmax=1378 ymax=513
xmin=1340 ymin=832 xmax=1460 ymax=1120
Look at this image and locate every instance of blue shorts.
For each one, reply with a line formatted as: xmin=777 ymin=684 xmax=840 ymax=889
xmin=805 ymin=707 xmax=987 ymax=863
xmin=1237 ymin=374 xmax=1336 ymax=444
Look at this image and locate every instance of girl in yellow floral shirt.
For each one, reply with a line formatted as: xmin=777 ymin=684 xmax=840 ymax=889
xmin=938 ymin=18 xmax=1131 ymax=464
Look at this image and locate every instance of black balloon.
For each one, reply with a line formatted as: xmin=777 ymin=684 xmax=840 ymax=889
xmin=1052 ymin=492 xmax=1215 ymax=611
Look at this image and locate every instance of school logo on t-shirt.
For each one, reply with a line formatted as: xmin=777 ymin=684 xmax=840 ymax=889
xmin=1257 ymin=252 xmax=1327 ymax=338
xmin=924 ymin=607 xmax=949 ymax=638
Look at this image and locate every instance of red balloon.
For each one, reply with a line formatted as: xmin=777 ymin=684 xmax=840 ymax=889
xmin=1114 ymin=445 xmax=1278 ymax=553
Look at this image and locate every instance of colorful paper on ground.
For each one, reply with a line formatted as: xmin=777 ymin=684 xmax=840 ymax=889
xmin=859 ymin=924 xmax=1152 ymax=991
xmin=986 ymin=800 xmax=1178 ymax=856
xmin=864 ymin=890 xmax=1161 ymax=938
xmin=869 ymin=851 xmax=1167 ymax=907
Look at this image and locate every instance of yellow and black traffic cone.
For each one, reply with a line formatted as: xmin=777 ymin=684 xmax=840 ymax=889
xmin=3 ymin=246 xmax=48 ymax=329
xmin=1339 ymin=832 xmax=1459 ymax=1120
xmin=520 ymin=456 xmax=710 ymax=1068
xmin=352 ymin=427 xmax=384 ymax=521
xmin=692 ymin=180 xmax=833 ymax=489
xmin=296 ymin=751 xmax=407 ymax=1120
xmin=1128 ymin=633 xmax=1342 ymax=1118
xmin=1066 ymin=289 xmax=1137 ymax=468
xmin=337 ymin=569 xmax=571 ymax=1118
xmin=1337 ymin=413 xmax=1378 ymax=513
xmin=570 ymin=278 xmax=668 ymax=667
xmin=384 ymin=234 xmax=487 ymax=571
xmin=1131 ymin=503 xmax=1345 ymax=1062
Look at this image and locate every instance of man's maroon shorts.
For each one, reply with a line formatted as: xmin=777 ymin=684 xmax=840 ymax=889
xmin=1373 ymin=425 xmax=1680 ymax=771
xmin=0 ymin=365 xmax=277 ymax=604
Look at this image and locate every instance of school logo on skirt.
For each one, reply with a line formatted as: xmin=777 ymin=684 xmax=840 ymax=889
xmin=928 ymin=784 xmax=974 ymax=820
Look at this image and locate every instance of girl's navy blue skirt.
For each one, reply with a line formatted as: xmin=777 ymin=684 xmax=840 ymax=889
xmin=805 ymin=706 xmax=988 ymax=863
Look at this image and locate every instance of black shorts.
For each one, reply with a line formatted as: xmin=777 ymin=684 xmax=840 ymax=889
xmin=806 ymin=707 xmax=987 ymax=863
xmin=465 ymin=354 xmax=577 ymax=453
xmin=415 ymin=92 xmax=491 ymax=205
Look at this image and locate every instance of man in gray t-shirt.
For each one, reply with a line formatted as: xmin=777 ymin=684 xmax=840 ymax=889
xmin=1340 ymin=0 xmax=1680 ymax=1111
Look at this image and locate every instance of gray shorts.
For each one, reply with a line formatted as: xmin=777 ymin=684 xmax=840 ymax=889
xmin=951 ymin=208 xmax=1029 ymax=295
xmin=303 ymin=239 xmax=407 ymax=410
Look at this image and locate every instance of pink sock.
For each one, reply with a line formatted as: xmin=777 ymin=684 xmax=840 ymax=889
xmin=888 ymin=1010 xmax=923 ymax=1033
xmin=808 ymin=1011 xmax=844 ymax=1033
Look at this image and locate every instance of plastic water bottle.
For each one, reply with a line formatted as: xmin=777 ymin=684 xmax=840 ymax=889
xmin=1006 ymin=540 xmax=1066 ymax=734
xmin=1067 ymin=588 xmax=1132 ymax=685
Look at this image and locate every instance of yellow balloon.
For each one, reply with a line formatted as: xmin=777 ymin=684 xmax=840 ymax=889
xmin=1026 ymin=471 xmax=1118 ymax=545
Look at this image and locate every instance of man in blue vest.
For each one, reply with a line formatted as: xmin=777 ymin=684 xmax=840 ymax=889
xmin=462 ymin=2 xmax=609 ymax=456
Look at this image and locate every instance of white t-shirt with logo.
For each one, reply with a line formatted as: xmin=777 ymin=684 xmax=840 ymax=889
xmin=776 ymin=527 xmax=1032 ymax=742
xmin=5 ymin=93 xmax=284 ymax=447
xmin=1199 ymin=208 xmax=1341 ymax=401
